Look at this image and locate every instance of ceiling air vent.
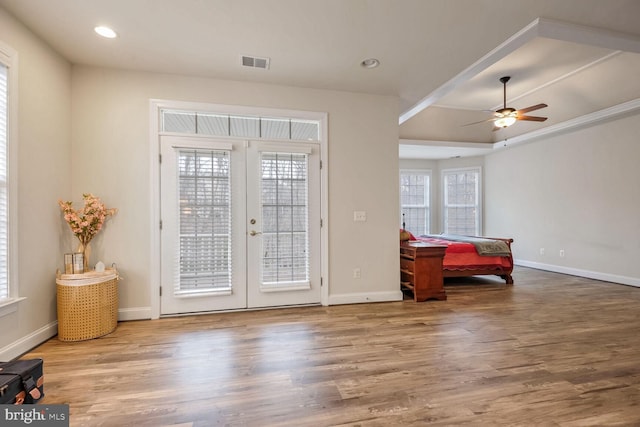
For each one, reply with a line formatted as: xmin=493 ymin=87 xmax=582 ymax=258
xmin=241 ymin=55 xmax=270 ymax=70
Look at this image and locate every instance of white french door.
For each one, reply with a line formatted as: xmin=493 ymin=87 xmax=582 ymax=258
xmin=246 ymin=141 xmax=321 ymax=308
xmin=160 ymin=136 xmax=320 ymax=315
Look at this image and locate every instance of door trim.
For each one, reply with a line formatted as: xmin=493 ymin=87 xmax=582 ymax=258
xmin=149 ymin=99 xmax=329 ymax=319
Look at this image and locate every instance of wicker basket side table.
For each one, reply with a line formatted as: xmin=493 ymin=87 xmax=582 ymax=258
xmin=56 ymin=269 xmax=119 ymax=342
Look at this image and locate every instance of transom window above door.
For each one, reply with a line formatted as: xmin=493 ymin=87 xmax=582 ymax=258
xmin=161 ymin=109 xmax=320 ymax=142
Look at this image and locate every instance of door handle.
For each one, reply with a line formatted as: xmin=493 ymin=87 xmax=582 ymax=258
xmin=249 ymin=230 xmax=262 ymax=236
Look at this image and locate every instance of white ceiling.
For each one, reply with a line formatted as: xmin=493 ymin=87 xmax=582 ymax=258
xmin=2 ymin=0 xmax=640 ymax=158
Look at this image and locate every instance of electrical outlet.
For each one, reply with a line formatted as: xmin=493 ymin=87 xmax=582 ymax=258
xmin=559 ymin=249 xmax=565 ymax=257
xmin=539 ymin=248 xmax=545 ymax=255
xmin=353 ymin=268 xmax=361 ymax=279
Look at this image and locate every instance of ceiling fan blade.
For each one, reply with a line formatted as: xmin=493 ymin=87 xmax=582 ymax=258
xmin=461 ymin=117 xmax=495 ymax=126
xmin=517 ymin=103 xmax=547 ymax=114
xmin=517 ymin=115 xmax=547 ymax=122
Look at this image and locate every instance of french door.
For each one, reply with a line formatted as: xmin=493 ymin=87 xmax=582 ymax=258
xmin=160 ymin=136 xmax=321 ymax=315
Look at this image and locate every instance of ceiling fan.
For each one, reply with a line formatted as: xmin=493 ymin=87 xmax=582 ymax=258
xmin=467 ymin=76 xmax=548 ymax=130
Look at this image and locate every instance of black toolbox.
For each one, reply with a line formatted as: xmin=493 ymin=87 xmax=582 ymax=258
xmin=0 ymin=358 xmax=44 ymax=404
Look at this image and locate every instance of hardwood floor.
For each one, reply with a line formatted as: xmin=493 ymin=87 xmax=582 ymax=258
xmin=21 ymin=266 xmax=640 ymax=426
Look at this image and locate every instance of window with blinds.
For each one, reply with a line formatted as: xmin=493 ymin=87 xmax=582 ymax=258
xmin=0 ymin=62 xmax=8 ymax=300
xmin=443 ymin=168 xmax=481 ymax=235
xmin=260 ymin=152 xmax=309 ymax=287
xmin=177 ymin=149 xmax=232 ymax=292
xmin=400 ymin=170 xmax=430 ymax=236
xmin=161 ymin=109 xmax=320 ymax=142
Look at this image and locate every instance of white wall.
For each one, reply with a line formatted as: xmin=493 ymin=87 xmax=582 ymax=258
xmin=71 ymin=66 xmax=401 ymax=314
xmin=485 ymin=113 xmax=640 ymax=284
xmin=0 ymin=8 xmax=401 ymax=356
xmin=0 ymin=8 xmax=72 ymax=359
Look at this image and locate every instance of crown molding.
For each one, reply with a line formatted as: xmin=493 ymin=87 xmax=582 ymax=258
xmin=400 ymin=139 xmax=493 ymax=149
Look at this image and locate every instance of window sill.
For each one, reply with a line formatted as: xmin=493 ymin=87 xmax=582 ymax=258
xmin=0 ymin=297 xmax=26 ymax=318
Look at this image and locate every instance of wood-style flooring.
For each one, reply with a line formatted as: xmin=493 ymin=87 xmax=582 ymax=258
xmin=21 ymin=266 xmax=640 ymax=426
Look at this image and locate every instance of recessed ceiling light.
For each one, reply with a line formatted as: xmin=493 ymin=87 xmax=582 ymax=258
xmin=94 ymin=26 xmax=117 ymax=39
xmin=360 ymin=58 xmax=380 ymax=69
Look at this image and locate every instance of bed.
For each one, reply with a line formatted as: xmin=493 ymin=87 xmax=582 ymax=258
xmin=414 ymin=234 xmax=515 ymax=285
xmin=400 ymin=231 xmax=515 ymax=301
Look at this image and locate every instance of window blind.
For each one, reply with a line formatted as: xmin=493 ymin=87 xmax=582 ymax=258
xmin=162 ymin=109 xmax=320 ymax=142
xmin=400 ymin=171 xmax=430 ymax=235
xmin=0 ymin=63 xmax=8 ymax=299
xmin=260 ymin=152 xmax=309 ymax=286
xmin=177 ymin=149 xmax=232 ymax=291
xmin=443 ymin=168 xmax=480 ymax=235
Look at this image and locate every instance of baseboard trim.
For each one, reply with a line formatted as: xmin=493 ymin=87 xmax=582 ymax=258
xmin=328 ymin=290 xmax=404 ymax=305
xmin=0 ymin=321 xmax=58 ymax=361
xmin=515 ymin=259 xmax=640 ymax=288
xmin=118 ymin=307 xmax=152 ymax=321
xmin=0 ymin=308 xmax=152 ymax=360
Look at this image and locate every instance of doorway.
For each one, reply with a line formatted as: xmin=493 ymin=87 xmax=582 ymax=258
xmin=159 ymin=136 xmax=321 ymax=315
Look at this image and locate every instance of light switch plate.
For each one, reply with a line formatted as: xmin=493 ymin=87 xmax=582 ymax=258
xmin=353 ymin=211 xmax=366 ymax=221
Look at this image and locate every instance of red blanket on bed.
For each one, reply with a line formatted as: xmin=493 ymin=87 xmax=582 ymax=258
xmin=413 ymin=236 xmax=512 ymax=271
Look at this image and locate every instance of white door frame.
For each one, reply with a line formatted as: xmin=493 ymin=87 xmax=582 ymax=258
xmin=149 ymin=99 xmax=329 ymax=319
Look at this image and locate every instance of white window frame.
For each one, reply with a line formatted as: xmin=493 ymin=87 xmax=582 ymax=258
xmin=0 ymin=40 xmax=21 ymax=316
xmin=442 ymin=167 xmax=482 ymax=236
xmin=399 ymin=169 xmax=431 ymax=236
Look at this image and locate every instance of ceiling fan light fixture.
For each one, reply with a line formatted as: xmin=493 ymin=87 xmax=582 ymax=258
xmin=495 ymin=116 xmax=517 ymax=128
xmin=463 ymin=76 xmax=547 ymax=130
